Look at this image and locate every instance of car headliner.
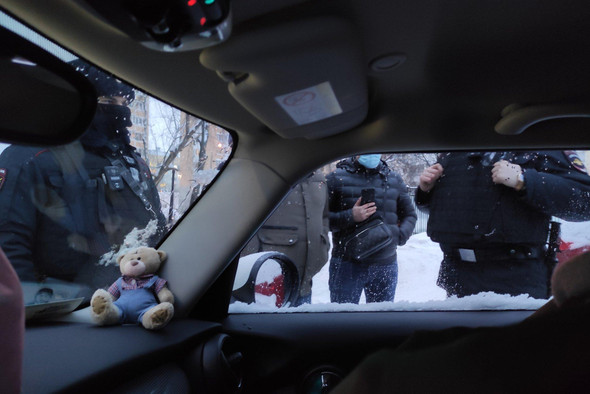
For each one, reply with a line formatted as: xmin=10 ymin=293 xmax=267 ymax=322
xmin=3 ymin=1 xmax=590 ymax=153
xmin=2 ymin=0 xmax=590 ymax=315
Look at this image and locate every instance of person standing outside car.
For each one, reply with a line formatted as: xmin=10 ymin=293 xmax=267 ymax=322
xmin=242 ymin=172 xmax=330 ymax=306
xmin=0 ymin=60 xmax=166 ymax=299
xmin=416 ymin=151 xmax=590 ymax=299
xmin=327 ymin=154 xmax=417 ymax=304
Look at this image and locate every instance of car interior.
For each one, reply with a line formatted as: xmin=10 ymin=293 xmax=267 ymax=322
xmin=2 ymin=0 xmax=590 ymax=393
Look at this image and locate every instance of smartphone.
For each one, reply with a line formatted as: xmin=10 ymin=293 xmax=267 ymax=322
xmin=360 ymin=188 xmax=375 ymax=205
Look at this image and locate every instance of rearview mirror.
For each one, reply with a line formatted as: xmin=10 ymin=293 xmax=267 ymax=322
xmin=0 ymin=25 xmax=96 ymax=145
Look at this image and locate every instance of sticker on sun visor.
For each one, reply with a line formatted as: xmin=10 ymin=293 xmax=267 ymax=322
xmin=275 ymin=82 xmax=343 ymax=126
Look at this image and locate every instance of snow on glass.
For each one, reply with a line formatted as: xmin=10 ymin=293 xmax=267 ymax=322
xmin=98 ymin=219 xmax=160 ymax=266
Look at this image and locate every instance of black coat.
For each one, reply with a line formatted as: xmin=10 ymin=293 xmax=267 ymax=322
xmin=415 ymin=151 xmax=590 ymax=247
xmin=327 ymin=158 xmax=417 ymax=263
xmin=0 ymin=139 xmax=166 ymax=291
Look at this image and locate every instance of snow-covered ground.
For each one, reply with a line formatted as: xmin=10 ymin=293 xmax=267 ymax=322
xmin=560 ymin=220 xmax=590 ymax=249
xmin=309 ymin=232 xmax=447 ymax=305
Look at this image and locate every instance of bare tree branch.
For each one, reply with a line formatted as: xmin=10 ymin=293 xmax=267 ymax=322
xmin=153 ymin=117 xmax=203 ymax=185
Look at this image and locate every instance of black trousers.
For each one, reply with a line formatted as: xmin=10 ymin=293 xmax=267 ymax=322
xmin=437 ymin=253 xmax=550 ymax=299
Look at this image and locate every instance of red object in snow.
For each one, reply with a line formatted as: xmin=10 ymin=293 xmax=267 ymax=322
xmin=255 ymin=274 xmax=285 ymax=307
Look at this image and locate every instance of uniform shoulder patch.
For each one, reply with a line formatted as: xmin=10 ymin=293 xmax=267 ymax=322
xmin=0 ymin=168 xmax=6 ymax=191
xmin=564 ymin=151 xmax=588 ymax=174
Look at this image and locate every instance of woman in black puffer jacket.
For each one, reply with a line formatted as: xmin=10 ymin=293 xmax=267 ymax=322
xmin=327 ymin=155 xmax=417 ymax=304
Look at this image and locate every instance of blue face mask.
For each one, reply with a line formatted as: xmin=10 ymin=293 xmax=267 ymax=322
xmin=358 ymin=154 xmax=382 ymax=169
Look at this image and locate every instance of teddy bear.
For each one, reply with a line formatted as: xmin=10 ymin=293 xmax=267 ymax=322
xmin=90 ymin=246 xmax=174 ymax=330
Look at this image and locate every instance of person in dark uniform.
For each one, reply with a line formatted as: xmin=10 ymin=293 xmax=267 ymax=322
xmin=415 ymin=151 xmax=590 ymax=299
xmin=327 ymin=154 xmax=417 ymax=304
xmin=0 ymin=60 xmax=166 ymax=298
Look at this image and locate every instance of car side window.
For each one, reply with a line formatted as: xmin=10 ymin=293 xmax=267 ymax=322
xmin=231 ymin=151 xmax=590 ymax=312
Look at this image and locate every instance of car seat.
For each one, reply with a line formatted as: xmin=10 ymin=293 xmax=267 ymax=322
xmin=332 ymin=251 xmax=590 ymax=393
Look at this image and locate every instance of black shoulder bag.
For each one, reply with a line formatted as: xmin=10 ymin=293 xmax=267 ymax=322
xmin=343 ymin=214 xmax=394 ymax=261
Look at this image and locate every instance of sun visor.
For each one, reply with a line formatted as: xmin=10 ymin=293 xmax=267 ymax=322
xmin=200 ymin=17 xmax=367 ymax=139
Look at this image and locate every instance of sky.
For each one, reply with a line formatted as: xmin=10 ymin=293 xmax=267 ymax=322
xmin=148 ymin=97 xmax=179 ymax=152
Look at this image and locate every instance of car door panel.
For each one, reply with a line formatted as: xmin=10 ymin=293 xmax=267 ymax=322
xmin=223 ymin=311 xmax=533 ymax=393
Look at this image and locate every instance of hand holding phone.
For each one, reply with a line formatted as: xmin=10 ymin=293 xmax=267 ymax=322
xmin=353 ymin=189 xmax=377 ymax=222
xmin=360 ymin=188 xmax=375 ymax=205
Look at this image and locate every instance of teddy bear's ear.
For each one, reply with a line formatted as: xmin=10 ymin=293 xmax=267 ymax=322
xmin=157 ymin=250 xmax=167 ymax=262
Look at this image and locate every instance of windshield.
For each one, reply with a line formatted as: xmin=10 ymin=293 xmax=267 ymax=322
xmin=0 ymin=14 xmax=233 ymax=319
xmin=231 ymin=151 xmax=590 ymax=313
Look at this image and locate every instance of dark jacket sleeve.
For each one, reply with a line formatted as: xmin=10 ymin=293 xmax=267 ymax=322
xmin=520 ymin=151 xmax=590 ymax=221
xmin=0 ymin=149 xmax=41 ymax=281
xmin=320 ymin=179 xmax=330 ymax=263
xmin=396 ymin=179 xmax=417 ymax=246
xmin=413 ymin=154 xmax=446 ymax=213
xmin=321 ymin=191 xmax=330 ymax=241
xmin=327 ymin=172 xmax=355 ymax=232
xmin=414 ymin=187 xmax=432 ymax=213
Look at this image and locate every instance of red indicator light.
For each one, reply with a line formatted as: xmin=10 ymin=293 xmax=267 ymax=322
xmin=200 ymin=17 xmax=207 ymax=26
xmin=187 ymin=0 xmax=197 ymax=6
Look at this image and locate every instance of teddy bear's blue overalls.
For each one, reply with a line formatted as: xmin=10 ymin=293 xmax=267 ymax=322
xmin=113 ymin=276 xmax=160 ymax=324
